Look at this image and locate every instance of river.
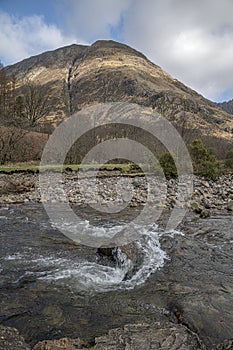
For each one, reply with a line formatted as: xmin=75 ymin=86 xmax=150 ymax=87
xmin=0 ymin=203 xmax=232 ymax=348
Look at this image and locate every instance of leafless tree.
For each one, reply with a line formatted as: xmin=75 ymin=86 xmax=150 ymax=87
xmin=19 ymin=81 xmax=53 ymax=127
xmin=0 ymin=126 xmax=27 ymax=164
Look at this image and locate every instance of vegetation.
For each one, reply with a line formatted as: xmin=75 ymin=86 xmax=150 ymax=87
xmin=0 ymin=62 xmax=54 ymax=164
xmin=225 ymin=149 xmax=233 ymax=170
xmin=158 ymin=152 xmax=178 ymax=179
xmin=189 ymin=139 xmax=222 ymax=180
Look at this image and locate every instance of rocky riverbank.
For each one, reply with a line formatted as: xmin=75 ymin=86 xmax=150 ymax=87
xmin=1 ymin=323 xmax=232 ymax=350
xmin=0 ymin=172 xmax=232 ymax=213
xmin=0 ymin=172 xmax=232 ymax=350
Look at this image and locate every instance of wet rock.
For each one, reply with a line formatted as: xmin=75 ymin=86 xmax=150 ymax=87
xmin=192 ymin=202 xmax=205 ymax=214
xmin=192 ymin=202 xmax=210 ymax=218
xmin=0 ymin=325 xmax=30 ymax=350
xmin=94 ymin=322 xmax=206 ymax=350
xmin=214 ymin=339 xmax=233 ymax=350
xmin=33 ymin=337 xmax=87 ymax=350
xmin=227 ymin=199 xmax=233 ymax=211
xmin=97 ymin=247 xmax=114 ymax=258
xmin=200 ymin=209 xmax=210 ymax=218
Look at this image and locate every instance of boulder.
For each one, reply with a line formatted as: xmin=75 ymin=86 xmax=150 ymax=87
xmin=0 ymin=180 xmax=25 ymax=194
xmin=94 ymin=322 xmax=206 ymax=350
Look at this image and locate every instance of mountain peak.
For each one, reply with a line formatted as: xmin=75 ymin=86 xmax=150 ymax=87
xmin=4 ymin=40 xmax=233 ymax=145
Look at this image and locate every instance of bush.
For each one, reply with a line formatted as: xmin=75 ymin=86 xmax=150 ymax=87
xmin=225 ymin=149 xmax=233 ymax=170
xmin=189 ymin=139 xmax=221 ymax=181
xmin=158 ymin=152 xmax=178 ymax=179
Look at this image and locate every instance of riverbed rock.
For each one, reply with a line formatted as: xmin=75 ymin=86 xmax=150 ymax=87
xmin=94 ymin=322 xmax=206 ymax=350
xmin=33 ymin=337 xmax=87 ymax=350
xmin=0 ymin=325 xmax=30 ymax=350
xmin=0 ymin=180 xmax=17 ymax=194
xmin=0 ymin=179 xmax=26 ymax=194
xmin=214 ymin=339 xmax=233 ymax=350
xmin=227 ymin=199 xmax=233 ymax=211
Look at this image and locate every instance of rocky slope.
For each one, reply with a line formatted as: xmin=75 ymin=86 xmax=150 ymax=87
xmin=218 ymin=99 xmax=233 ymax=115
xmin=6 ymin=40 xmax=233 ymax=141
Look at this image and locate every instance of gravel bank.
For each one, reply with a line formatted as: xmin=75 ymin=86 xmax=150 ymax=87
xmin=0 ymin=172 xmax=232 ymax=213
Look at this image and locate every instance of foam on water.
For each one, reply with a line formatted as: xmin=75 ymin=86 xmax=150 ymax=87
xmin=2 ymin=221 xmax=182 ymax=292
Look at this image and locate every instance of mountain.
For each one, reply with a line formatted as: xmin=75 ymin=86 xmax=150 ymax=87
xmin=2 ymin=40 xmax=233 ymax=163
xmin=218 ymin=99 xmax=233 ymax=115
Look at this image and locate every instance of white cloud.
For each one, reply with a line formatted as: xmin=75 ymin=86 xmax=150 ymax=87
xmin=121 ymin=0 xmax=233 ymax=101
xmin=0 ymin=11 xmax=81 ymax=65
xmin=61 ymin=0 xmax=133 ymax=41
xmin=2 ymin=0 xmax=233 ymax=101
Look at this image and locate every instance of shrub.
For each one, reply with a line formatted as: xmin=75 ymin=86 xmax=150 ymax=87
xmin=225 ymin=149 xmax=233 ymax=170
xmin=189 ymin=139 xmax=221 ymax=181
xmin=158 ymin=152 xmax=178 ymax=179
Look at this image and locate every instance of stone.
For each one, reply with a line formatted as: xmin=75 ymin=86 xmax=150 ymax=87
xmin=0 ymin=325 xmax=30 ymax=350
xmin=94 ymin=322 xmax=206 ymax=350
xmin=200 ymin=209 xmax=210 ymax=218
xmin=214 ymin=339 xmax=233 ymax=350
xmin=227 ymin=199 xmax=233 ymax=211
xmin=33 ymin=337 xmax=87 ymax=350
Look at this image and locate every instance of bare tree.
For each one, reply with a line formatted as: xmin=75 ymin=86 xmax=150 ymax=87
xmin=0 ymin=126 xmax=27 ymax=164
xmin=19 ymin=81 xmax=53 ymax=127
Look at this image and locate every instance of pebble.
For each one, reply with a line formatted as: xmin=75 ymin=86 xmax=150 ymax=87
xmin=0 ymin=173 xmax=232 ymax=213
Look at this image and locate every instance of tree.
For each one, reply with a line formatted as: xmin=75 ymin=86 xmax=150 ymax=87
xmin=158 ymin=151 xmax=178 ymax=179
xmin=0 ymin=126 xmax=26 ymax=164
xmin=0 ymin=63 xmax=27 ymax=164
xmin=189 ymin=139 xmax=221 ymax=180
xmin=18 ymin=81 xmax=52 ymax=127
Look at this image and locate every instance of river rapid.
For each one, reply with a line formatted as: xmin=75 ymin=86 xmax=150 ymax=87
xmin=0 ymin=203 xmax=232 ymax=349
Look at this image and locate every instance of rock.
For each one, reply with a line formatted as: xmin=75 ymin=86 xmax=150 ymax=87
xmin=214 ymin=339 xmax=233 ymax=350
xmin=200 ymin=209 xmax=210 ymax=218
xmin=97 ymin=248 xmax=114 ymax=258
xmin=0 ymin=325 xmax=30 ymax=350
xmin=33 ymin=337 xmax=87 ymax=350
xmin=227 ymin=199 xmax=233 ymax=211
xmin=0 ymin=179 xmax=25 ymax=194
xmin=94 ymin=322 xmax=206 ymax=350
xmin=192 ymin=202 xmax=205 ymax=214
xmin=0 ymin=180 xmax=17 ymax=194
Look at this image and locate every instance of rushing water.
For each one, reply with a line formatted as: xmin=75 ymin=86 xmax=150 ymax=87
xmin=0 ymin=203 xmax=232 ymax=349
xmin=0 ymin=204 xmax=171 ymax=293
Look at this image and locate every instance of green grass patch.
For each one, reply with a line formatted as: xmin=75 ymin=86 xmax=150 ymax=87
xmin=0 ymin=162 xmax=138 ymax=173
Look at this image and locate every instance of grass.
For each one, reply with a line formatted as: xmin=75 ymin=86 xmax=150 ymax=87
xmin=0 ymin=162 xmax=137 ymax=173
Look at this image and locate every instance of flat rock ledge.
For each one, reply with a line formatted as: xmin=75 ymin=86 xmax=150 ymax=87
xmin=0 ymin=323 xmax=232 ymax=350
xmin=32 ymin=322 xmax=206 ymax=350
xmin=93 ymin=322 xmax=206 ymax=350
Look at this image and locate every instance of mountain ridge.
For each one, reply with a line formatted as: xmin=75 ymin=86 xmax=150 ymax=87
xmin=3 ymin=40 xmax=233 ymax=141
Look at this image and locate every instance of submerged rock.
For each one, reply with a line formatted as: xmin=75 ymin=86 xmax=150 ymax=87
xmin=0 ymin=325 xmax=30 ymax=350
xmin=94 ymin=322 xmax=206 ymax=350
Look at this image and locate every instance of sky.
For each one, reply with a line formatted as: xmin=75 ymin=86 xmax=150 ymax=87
xmin=0 ymin=0 xmax=233 ymax=102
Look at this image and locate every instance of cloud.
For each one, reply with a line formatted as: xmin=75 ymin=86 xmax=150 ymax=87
xmin=121 ymin=0 xmax=233 ymax=101
xmin=2 ymin=0 xmax=233 ymax=101
xmin=59 ymin=0 xmax=133 ymax=41
xmin=0 ymin=11 xmax=81 ymax=65
xmin=55 ymin=0 xmax=233 ymax=100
